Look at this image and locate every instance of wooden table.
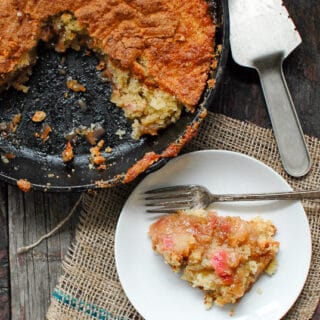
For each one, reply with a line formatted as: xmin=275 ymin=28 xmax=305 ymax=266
xmin=0 ymin=0 xmax=319 ymax=319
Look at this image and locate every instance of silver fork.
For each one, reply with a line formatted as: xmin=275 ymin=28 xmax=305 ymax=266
xmin=144 ymin=184 xmax=320 ymax=213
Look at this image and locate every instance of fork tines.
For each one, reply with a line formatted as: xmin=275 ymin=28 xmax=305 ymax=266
xmin=145 ymin=185 xmax=196 ymax=194
xmin=144 ymin=185 xmax=197 ymax=213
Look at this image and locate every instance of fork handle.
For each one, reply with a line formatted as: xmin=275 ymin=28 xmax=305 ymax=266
xmin=214 ymin=190 xmax=320 ymax=202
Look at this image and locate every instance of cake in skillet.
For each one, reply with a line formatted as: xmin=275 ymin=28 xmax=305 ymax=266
xmin=0 ymin=0 xmax=215 ymax=138
xmin=149 ymin=209 xmax=279 ymax=308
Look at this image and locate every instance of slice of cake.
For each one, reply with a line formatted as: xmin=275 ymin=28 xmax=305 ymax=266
xmin=149 ymin=209 xmax=279 ymax=308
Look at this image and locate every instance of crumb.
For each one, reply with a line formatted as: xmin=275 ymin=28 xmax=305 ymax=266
xmin=89 ymin=139 xmax=106 ymax=168
xmin=0 ymin=122 xmax=7 ymax=131
xmin=1 ymin=153 xmax=16 ymax=161
xmin=67 ymin=174 xmax=71 ymax=178
xmin=66 ymin=78 xmax=86 ymax=92
xmin=97 ymin=139 xmax=104 ymax=148
xmin=256 ymin=288 xmax=263 ymax=295
xmin=229 ymin=308 xmax=235 ymax=317
xmin=48 ymin=173 xmax=55 ymax=178
xmin=92 ymin=155 xmax=105 ymax=165
xmin=115 ymin=129 xmax=126 ymax=139
xmin=88 ymin=163 xmax=94 ymax=170
xmin=85 ymin=130 xmax=96 ymax=145
xmin=13 ymin=83 xmax=29 ymax=93
xmin=65 ymin=123 xmax=105 ymax=146
xmin=265 ymin=259 xmax=278 ymax=275
xmin=77 ymin=99 xmax=87 ymax=110
xmin=17 ymin=179 xmax=32 ymax=192
xmin=96 ymin=61 xmax=106 ymax=71
xmin=4 ymin=153 xmax=15 ymax=160
xmin=58 ymin=69 xmax=66 ymax=75
xmin=1 ymin=153 xmax=15 ymax=164
xmin=39 ymin=123 xmax=52 ymax=142
xmin=1 ymin=155 xmax=9 ymax=164
xmin=62 ymin=141 xmax=74 ymax=163
xmin=64 ymin=92 xmax=69 ymax=98
xmin=207 ymin=78 xmax=216 ymax=88
xmin=105 ymin=146 xmax=112 ymax=153
xmin=9 ymin=113 xmax=22 ymax=133
xmin=31 ymin=111 xmax=46 ymax=123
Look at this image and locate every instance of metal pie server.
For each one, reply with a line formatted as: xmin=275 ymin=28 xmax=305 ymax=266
xmin=228 ymin=0 xmax=311 ymax=177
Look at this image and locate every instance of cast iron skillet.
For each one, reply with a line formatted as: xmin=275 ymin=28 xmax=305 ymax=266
xmin=0 ymin=0 xmax=229 ymax=192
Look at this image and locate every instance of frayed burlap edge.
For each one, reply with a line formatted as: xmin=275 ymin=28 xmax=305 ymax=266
xmin=47 ymin=112 xmax=320 ymax=320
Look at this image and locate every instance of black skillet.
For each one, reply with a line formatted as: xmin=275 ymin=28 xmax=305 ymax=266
xmin=0 ymin=0 xmax=229 ymax=192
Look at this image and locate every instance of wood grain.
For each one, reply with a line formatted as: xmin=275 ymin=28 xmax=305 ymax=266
xmin=0 ymin=182 xmax=8 ymax=320
xmin=8 ymin=186 xmax=80 ymax=320
xmin=0 ymin=289 xmax=9 ymax=320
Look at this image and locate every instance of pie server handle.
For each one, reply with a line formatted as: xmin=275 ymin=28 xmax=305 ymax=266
xmin=255 ymin=54 xmax=311 ymax=177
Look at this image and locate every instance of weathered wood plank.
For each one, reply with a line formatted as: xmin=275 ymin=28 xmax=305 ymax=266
xmin=0 ymin=288 xmax=9 ymax=320
xmin=0 ymin=182 xmax=9 ymax=320
xmin=0 ymin=182 xmax=8 ymax=289
xmin=8 ymin=185 xmax=80 ymax=320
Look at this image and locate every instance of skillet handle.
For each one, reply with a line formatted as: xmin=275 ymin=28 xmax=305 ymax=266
xmin=255 ymin=54 xmax=311 ymax=177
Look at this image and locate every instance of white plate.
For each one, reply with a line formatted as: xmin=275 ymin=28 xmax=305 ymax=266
xmin=115 ymin=150 xmax=311 ymax=320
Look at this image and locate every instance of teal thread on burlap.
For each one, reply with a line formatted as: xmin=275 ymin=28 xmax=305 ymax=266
xmin=52 ymin=289 xmax=128 ymax=320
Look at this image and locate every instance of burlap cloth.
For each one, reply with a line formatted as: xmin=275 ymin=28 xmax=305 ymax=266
xmin=47 ymin=112 xmax=320 ymax=320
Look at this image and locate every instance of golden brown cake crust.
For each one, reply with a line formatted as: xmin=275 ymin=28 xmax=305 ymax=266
xmin=0 ymin=0 xmax=215 ymax=107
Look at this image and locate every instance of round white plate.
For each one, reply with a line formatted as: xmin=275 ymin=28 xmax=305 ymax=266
xmin=115 ymin=150 xmax=311 ymax=320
